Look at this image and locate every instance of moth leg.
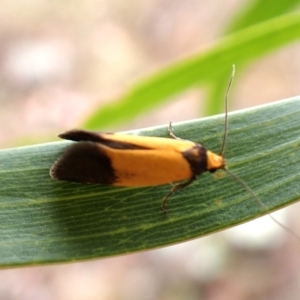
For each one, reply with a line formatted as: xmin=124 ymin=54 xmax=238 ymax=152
xmin=168 ymin=122 xmax=203 ymax=145
xmin=161 ymin=176 xmax=196 ymax=214
xmin=168 ymin=122 xmax=183 ymax=140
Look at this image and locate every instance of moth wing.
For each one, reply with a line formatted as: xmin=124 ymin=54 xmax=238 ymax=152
xmin=50 ymin=142 xmax=194 ymax=186
xmin=50 ymin=142 xmax=116 ymax=185
xmin=58 ymin=129 xmax=197 ymax=152
xmin=108 ymin=146 xmax=194 ymax=186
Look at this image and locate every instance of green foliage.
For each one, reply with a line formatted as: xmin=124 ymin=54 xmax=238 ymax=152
xmin=226 ymin=0 xmax=300 ymax=32
xmin=84 ymin=9 xmax=300 ymax=129
xmin=2 ymin=2 xmax=300 ymax=266
xmin=1 ymin=97 xmax=300 ymax=266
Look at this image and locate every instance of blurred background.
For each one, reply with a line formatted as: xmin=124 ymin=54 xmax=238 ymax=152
xmin=1 ymin=0 xmax=300 ymax=299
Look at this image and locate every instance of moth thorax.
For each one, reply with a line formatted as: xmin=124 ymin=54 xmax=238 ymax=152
xmin=206 ymin=150 xmax=225 ymax=172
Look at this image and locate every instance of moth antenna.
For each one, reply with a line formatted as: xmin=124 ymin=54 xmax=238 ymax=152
xmin=224 ymin=168 xmax=300 ymax=243
xmin=220 ymin=65 xmax=235 ymax=157
xmin=220 ymin=66 xmax=299 ymax=241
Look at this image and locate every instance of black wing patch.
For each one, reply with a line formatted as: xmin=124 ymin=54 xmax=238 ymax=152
xmin=50 ymin=142 xmax=117 ymax=184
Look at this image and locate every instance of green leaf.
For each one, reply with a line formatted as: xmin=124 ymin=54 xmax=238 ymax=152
xmin=84 ymin=12 xmax=300 ymax=129
xmin=1 ymin=97 xmax=300 ymax=266
xmin=226 ymin=0 xmax=300 ymax=33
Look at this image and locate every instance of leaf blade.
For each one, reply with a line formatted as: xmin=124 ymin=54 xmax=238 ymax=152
xmin=1 ymin=97 xmax=300 ymax=266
